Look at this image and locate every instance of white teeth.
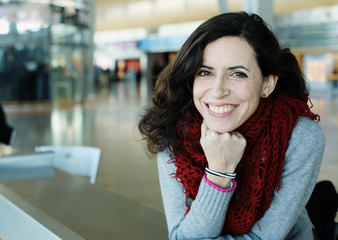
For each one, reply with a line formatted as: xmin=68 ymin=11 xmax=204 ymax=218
xmin=208 ymin=105 xmax=235 ymax=114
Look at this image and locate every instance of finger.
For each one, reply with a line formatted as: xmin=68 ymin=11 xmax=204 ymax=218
xmin=231 ymin=131 xmax=244 ymax=139
xmin=232 ymin=131 xmax=247 ymax=146
xmin=200 ymin=120 xmax=206 ymax=146
xmin=207 ymin=129 xmax=218 ymax=138
xmin=201 ymin=120 xmax=207 ymax=137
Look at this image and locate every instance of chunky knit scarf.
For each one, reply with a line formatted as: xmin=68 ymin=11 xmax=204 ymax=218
xmin=172 ymin=94 xmax=319 ymax=235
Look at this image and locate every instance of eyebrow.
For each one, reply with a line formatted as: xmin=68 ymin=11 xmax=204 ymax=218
xmin=228 ymin=65 xmax=250 ymax=71
xmin=201 ymin=64 xmax=250 ymax=71
xmin=201 ymin=65 xmax=214 ymax=70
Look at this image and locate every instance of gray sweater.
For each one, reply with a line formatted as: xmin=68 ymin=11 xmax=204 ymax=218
xmin=157 ymin=117 xmax=325 ymax=240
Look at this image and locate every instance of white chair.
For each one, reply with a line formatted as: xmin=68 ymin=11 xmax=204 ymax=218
xmin=0 ymin=151 xmax=55 ymax=182
xmin=35 ymin=146 xmax=101 ymax=184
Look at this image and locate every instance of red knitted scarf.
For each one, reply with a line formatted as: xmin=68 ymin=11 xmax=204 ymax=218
xmin=172 ymin=94 xmax=319 ymax=235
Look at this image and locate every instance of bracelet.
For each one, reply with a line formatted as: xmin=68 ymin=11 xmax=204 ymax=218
xmin=205 ymin=167 xmax=236 ymax=179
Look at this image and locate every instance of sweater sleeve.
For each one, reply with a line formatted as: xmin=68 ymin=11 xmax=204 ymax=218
xmin=158 ymin=117 xmax=325 ymax=240
xmin=157 ymin=150 xmax=235 ymax=239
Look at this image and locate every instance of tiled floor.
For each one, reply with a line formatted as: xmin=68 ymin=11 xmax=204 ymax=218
xmin=3 ymin=76 xmax=338 ymax=221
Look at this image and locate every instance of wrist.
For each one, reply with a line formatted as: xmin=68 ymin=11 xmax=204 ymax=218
xmin=207 ymin=164 xmax=237 ymax=174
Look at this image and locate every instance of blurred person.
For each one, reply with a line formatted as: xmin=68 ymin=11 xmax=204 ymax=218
xmin=0 ymin=103 xmax=14 ymax=156
xmin=116 ymin=60 xmax=126 ymax=82
xmin=328 ymin=60 xmax=338 ymax=89
xmin=138 ymin=12 xmax=326 ymax=239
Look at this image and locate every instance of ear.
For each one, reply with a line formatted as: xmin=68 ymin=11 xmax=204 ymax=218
xmin=261 ymin=75 xmax=278 ymax=97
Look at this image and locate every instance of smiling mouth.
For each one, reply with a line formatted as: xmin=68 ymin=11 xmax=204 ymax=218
xmin=207 ymin=104 xmax=238 ymax=114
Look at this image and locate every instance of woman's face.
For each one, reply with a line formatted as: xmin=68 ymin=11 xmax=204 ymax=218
xmin=193 ymin=36 xmax=268 ymax=133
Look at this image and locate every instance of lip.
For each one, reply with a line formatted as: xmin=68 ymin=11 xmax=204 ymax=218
xmin=205 ymin=102 xmax=238 ymax=117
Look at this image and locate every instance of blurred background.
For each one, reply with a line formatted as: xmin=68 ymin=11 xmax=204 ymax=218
xmin=0 ymin=0 xmax=337 ymax=239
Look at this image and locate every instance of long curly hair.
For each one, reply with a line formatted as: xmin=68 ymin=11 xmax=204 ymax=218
xmin=138 ymin=12 xmax=309 ymax=155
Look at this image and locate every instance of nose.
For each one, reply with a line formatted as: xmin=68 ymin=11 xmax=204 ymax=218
xmin=211 ymin=75 xmax=230 ymax=98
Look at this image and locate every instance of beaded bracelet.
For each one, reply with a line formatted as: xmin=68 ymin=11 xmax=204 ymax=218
xmin=205 ymin=167 xmax=236 ymax=179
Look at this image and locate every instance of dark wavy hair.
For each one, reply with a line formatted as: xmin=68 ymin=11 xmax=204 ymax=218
xmin=138 ymin=11 xmax=309 ymax=154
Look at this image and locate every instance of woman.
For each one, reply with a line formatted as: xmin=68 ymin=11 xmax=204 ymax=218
xmin=139 ymin=12 xmax=325 ymax=239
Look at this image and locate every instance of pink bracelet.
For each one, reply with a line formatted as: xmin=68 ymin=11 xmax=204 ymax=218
xmin=203 ymin=173 xmax=237 ymax=193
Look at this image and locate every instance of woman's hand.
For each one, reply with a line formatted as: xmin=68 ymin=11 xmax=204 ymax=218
xmin=200 ymin=120 xmax=246 ymax=188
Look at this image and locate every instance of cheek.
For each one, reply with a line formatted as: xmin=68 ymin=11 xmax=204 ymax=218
xmin=192 ymin=81 xmax=206 ymax=114
xmin=235 ymin=81 xmax=262 ymax=101
xmin=192 ymin=80 xmax=204 ymax=102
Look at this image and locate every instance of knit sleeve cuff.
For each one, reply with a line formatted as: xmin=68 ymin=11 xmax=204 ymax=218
xmin=188 ymin=174 xmax=235 ymax=226
xmin=202 ymin=173 xmax=237 ymax=193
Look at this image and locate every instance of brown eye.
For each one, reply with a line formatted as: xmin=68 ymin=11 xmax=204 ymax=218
xmin=198 ymin=70 xmax=211 ymax=77
xmin=232 ymin=72 xmax=247 ymax=78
